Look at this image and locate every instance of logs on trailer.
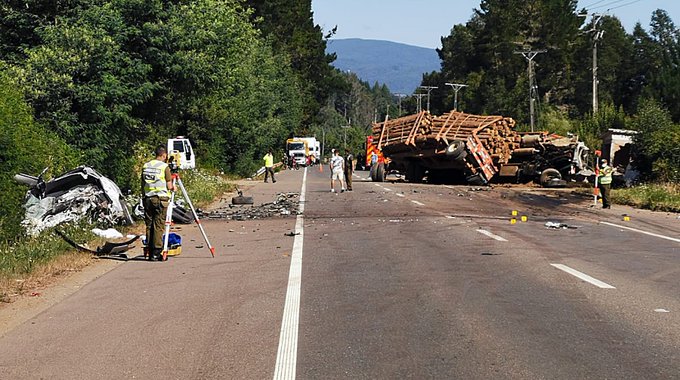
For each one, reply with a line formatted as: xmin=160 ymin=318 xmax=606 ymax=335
xmin=373 ymin=110 xmax=519 ymax=165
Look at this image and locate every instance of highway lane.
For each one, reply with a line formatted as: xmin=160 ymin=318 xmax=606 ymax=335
xmin=0 ymin=168 xmax=678 ymax=379
xmin=297 ymin=169 xmax=680 ymax=378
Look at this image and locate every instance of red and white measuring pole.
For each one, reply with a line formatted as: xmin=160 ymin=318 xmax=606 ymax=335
xmin=593 ymin=150 xmax=601 ymax=206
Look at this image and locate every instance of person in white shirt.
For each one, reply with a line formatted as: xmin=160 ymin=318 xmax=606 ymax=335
xmin=329 ymin=150 xmax=346 ymax=193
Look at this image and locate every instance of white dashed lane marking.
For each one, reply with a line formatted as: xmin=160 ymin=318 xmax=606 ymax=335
xmin=600 ymin=221 xmax=680 ymax=244
xmin=411 ymin=200 xmax=425 ymax=206
xmin=476 ymin=229 xmax=508 ymax=242
xmin=395 ymin=193 xmax=405 ymax=198
xmin=550 ymin=264 xmax=616 ymax=289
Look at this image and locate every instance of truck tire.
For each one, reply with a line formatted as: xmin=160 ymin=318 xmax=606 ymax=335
xmin=445 ymin=140 xmax=466 ymax=158
xmin=172 ymin=205 xmax=193 ymax=224
xmin=370 ymin=164 xmax=377 ymax=181
xmin=375 ymin=162 xmax=385 ymax=182
xmin=540 ymin=168 xmax=562 ymax=186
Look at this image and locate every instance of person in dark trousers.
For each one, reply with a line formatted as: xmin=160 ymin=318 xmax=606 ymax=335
xmin=263 ymin=149 xmax=276 ymax=183
xmin=599 ymin=158 xmax=613 ymax=209
xmin=344 ymin=148 xmax=354 ymax=191
xmin=141 ymin=145 xmax=175 ymax=261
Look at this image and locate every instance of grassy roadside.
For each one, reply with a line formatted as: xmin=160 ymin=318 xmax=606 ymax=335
xmin=0 ymin=169 xmax=235 ymax=303
xmin=612 ymin=183 xmax=680 ymax=213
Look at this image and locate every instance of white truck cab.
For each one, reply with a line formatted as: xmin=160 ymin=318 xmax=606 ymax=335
xmin=167 ymin=137 xmax=196 ymax=169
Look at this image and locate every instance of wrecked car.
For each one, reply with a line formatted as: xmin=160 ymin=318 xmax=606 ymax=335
xmin=14 ymin=166 xmax=133 ymax=235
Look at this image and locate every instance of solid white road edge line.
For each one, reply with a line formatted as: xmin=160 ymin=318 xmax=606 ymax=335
xmin=550 ymin=264 xmax=616 ymax=289
xmin=411 ymin=200 xmax=425 ymax=206
xmin=273 ymin=167 xmax=307 ymax=380
xmin=476 ymin=229 xmax=508 ymax=242
xmin=600 ymin=221 xmax=680 ymax=243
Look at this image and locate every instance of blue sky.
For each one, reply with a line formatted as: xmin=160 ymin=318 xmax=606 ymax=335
xmin=312 ymin=0 xmax=680 ymax=48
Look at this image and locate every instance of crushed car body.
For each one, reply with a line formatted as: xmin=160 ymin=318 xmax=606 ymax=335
xmin=14 ymin=166 xmax=133 ymax=235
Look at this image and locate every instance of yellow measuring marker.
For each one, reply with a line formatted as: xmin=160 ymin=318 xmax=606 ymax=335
xmin=521 ymin=215 xmax=528 ymax=222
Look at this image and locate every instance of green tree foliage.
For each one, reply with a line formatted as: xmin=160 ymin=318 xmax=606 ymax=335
xmin=630 ymin=99 xmax=680 ymax=181
xmin=7 ymin=0 xmax=306 ymax=187
xmin=431 ymin=0 xmax=583 ymax=120
xmin=245 ymin=0 xmax=339 ymax=127
xmin=0 ymin=68 xmax=76 ymax=241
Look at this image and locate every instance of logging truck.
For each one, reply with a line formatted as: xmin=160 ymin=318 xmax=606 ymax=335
xmin=368 ymin=110 xmax=590 ymax=186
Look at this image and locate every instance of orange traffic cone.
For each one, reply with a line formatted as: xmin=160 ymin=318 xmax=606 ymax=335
xmin=319 ymin=163 xmax=323 ymax=172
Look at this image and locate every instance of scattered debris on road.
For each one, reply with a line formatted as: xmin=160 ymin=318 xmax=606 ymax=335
xmin=545 ymin=221 xmax=578 ymax=229
xmin=55 ymin=229 xmax=139 ymax=259
xmin=204 ymin=192 xmax=300 ymax=220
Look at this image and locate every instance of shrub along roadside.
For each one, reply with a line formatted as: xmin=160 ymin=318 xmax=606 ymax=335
xmin=0 ymin=168 xmax=235 ymax=302
xmin=612 ymin=183 xmax=680 ymax=213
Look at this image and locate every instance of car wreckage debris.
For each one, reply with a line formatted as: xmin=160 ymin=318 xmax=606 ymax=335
xmin=55 ymin=229 xmax=139 ymax=259
xmin=202 ymin=192 xmax=300 ymax=220
xmin=15 ymin=166 xmax=133 ymax=236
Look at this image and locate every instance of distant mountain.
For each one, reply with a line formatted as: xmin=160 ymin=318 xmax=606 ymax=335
xmin=326 ymin=38 xmax=441 ymax=94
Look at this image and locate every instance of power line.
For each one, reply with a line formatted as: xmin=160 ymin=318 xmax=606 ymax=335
xmin=606 ymin=0 xmax=642 ymax=12
xmin=582 ymin=0 xmax=611 ymax=9
xmin=587 ymin=0 xmax=628 ymax=11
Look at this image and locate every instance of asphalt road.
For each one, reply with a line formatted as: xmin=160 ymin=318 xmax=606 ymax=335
xmin=1 ymin=167 xmax=679 ymax=379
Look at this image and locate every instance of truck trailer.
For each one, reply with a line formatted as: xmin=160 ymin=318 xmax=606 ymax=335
xmin=368 ymin=110 xmax=590 ymax=186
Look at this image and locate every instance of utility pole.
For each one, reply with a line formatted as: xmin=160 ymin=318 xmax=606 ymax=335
xmin=341 ymin=119 xmax=351 ymax=150
xmin=444 ymin=82 xmax=467 ymax=111
xmin=414 ymin=94 xmax=426 ymax=113
xmin=393 ymin=93 xmax=406 ymax=116
xmin=514 ymin=49 xmax=546 ymax=132
xmin=590 ymin=14 xmax=604 ymax=115
xmin=419 ymin=86 xmax=438 ymax=112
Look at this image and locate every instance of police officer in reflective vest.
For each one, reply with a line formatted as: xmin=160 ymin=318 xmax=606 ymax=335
xmin=142 ymin=146 xmax=175 ymax=260
xmin=599 ymin=158 xmax=613 ymax=209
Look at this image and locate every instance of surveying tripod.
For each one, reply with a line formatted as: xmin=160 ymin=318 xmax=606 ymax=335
xmin=160 ymin=171 xmax=215 ymax=261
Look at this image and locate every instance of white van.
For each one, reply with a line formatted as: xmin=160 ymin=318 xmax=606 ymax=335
xmin=167 ymin=137 xmax=196 ymax=169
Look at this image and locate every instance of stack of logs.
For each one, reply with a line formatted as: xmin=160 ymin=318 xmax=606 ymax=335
xmin=373 ymin=111 xmax=433 ymax=148
xmin=373 ymin=110 xmax=520 ymax=164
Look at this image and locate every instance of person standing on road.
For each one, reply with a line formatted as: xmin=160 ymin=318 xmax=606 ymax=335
xmin=263 ymin=149 xmax=276 ymax=183
xmin=329 ymin=149 xmax=345 ymax=193
xmin=142 ymin=145 xmax=175 ymax=261
xmin=344 ymin=148 xmax=354 ymax=191
xmin=599 ymin=158 xmax=613 ymax=209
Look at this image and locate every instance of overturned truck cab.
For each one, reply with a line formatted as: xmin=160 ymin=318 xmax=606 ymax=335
xmin=368 ymin=110 xmax=590 ymax=187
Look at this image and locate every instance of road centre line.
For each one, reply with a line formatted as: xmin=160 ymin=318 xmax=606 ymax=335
xmin=273 ymin=168 xmax=307 ymax=380
xmin=550 ymin=264 xmax=616 ymax=289
xmin=600 ymin=221 xmax=680 ymax=243
xmin=411 ymin=200 xmax=425 ymax=206
xmin=476 ymin=229 xmax=508 ymax=242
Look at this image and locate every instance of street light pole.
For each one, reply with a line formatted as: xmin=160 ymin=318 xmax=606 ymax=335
xmin=444 ymin=82 xmax=467 ymax=111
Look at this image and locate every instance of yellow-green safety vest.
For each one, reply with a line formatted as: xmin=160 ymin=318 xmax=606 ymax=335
xmin=143 ymin=159 xmax=169 ymax=197
xmin=264 ymin=153 xmax=274 ymax=167
xmin=599 ymin=165 xmax=613 ymax=185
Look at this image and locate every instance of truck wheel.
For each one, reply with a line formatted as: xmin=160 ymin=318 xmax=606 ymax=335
xmin=375 ymin=162 xmax=385 ymax=182
xmin=370 ymin=164 xmax=377 ymax=181
xmin=540 ymin=168 xmax=562 ymax=186
xmin=446 ymin=140 xmax=465 ymax=158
